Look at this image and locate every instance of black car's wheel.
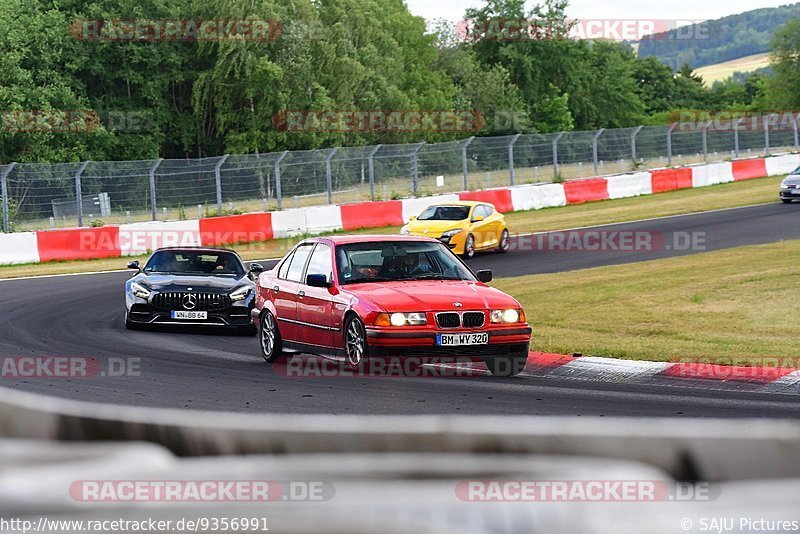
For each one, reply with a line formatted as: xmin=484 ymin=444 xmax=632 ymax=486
xmin=497 ymin=229 xmax=510 ymax=253
xmin=344 ymin=315 xmax=368 ymax=368
xmin=462 ymin=234 xmax=476 ymax=259
xmin=260 ymin=311 xmax=286 ymax=363
xmin=782 ymin=198 xmax=793 ymax=204
xmin=486 ymin=354 xmax=528 ymax=377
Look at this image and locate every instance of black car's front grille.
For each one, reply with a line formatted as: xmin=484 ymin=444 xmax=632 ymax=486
xmin=151 ymin=292 xmax=228 ymax=311
xmin=436 ymin=312 xmax=461 ymax=329
xmin=462 ymin=312 xmax=485 ymax=328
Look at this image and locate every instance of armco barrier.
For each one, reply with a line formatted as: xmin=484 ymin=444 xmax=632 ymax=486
xmin=0 ymin=232 xmax=40 ymax=265
xmin=1 ymin=154 xmax=797 ymax=266
xmin=2 ymin=386 xmax=800 ymax=481
xmin=563 ymin=177 xmax=609 ymax=204
xmin=341 ymin=200 xmax=404 ymax=230
xmin=459 ymin=189 xmax=514 ymax=213
xmin=198 ymin=213 xmax=272 ymax=247
xmin=732 ymin=158 xmax=768 ymax=181
xmin=118 ymin=220 xmax=201 ymax=256
xmin=606 ymin=172 xmax=652 ymax=200
xmin=36 ymin=226 xmax=121 ymax=263
xmin=650 ymin=168 xmax=693 ymax=193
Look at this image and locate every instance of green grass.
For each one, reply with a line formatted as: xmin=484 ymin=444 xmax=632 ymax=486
xmin=0 ymin=174 xmax=785 ymax=279
xmin=495 ymin=239 xmax=800 ymax=365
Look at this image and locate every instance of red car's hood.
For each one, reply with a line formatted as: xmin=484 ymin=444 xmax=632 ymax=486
xmin=344 ymin=281 xmax=520 ymax=312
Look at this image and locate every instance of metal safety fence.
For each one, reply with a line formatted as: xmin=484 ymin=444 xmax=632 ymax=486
xmin=2 ymin=121 xmax=798 ymax=232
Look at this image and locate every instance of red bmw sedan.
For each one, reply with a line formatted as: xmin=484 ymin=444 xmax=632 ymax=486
xmin=252 ymin=235 xmax=532 ymax=376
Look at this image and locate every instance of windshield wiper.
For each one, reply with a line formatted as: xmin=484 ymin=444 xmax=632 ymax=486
xmin=409 ymin=274 xmax=463 ymax=281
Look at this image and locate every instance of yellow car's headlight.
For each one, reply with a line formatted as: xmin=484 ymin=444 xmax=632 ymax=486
xmin=441 ymin=229 xmax=463 ymax=239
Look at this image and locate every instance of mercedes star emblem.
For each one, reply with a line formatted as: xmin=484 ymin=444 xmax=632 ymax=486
xmin=183 ymin=294 xmax=198 ymax=310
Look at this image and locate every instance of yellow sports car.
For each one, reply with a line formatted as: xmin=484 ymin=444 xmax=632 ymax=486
xmin=400 ymin=201 xmax=510 ymax=259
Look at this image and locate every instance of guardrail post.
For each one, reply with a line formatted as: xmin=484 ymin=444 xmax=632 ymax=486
xmin=631 ymin=125 xmax=643 ymax=164
xmin=75 ymin=161 xmax=90 ymax=227
xmin=508 ymin=134 xmax=521 ymax=185
xmin=793 ymin=114 xmax=799 ymax=150
xmin=592 ymin=129 xmax=605 ymax=174
xmin=734 ymin=118 xmax=743 ymax=158
xmin=411 ymin=142 xmax=425 ymax=195
xmin=666 ymin=124 xmax=676 ymax=166
xmin=325 ymin=148 xmax=339 ymax=204
xmin=552 ymin=132 xmax=565 ymax=180
xmin=764 ymin=115 xmax=771 ymax=156
xmin=149 ymin=158 xmax=162 ymax=222
xmin=701 ymin=126 xmax=708 ymax=162
xmin=367 ymin=145 xmax=382 ymax=201
xmin=274 ymin=151 xmax=288 ymax=210
xmin=461 ymin=137 xmax=475 ymax=190
xmin=214 ymin=154 xmax=229 ymax=213
xmin=1 ymin=162 xmax=16 ymax=233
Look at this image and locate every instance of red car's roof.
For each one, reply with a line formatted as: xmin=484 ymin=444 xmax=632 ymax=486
xmin=307 ymin=235 xmax=439 ymax=245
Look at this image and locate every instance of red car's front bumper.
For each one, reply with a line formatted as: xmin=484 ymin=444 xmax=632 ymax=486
xmin=364 ymin=325 xmax=532 ymax=358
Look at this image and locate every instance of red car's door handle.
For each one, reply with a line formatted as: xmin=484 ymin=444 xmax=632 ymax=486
xmin=298 ymin=291 xmax=306 ymax=299
xmin=273 ymin=285 xmax=280 ymax=293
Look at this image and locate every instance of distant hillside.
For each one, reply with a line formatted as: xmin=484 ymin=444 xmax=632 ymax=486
xmin=694 ymin=53 xmax=771 ymax=86
xmin=637 ymin=3 xmax=800 ymax=70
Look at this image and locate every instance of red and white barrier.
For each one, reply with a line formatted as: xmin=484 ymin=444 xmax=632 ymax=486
xmin=2 ymin=153 xmax=797 ymax=265
xmin=0 ymin=232 xmax=40 ymax=264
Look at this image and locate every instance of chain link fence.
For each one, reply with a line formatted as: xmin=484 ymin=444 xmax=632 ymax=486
xmin=3 ymin=121 xmax=799 ymax=232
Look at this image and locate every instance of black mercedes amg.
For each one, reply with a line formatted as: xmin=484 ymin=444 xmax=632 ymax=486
xmin=124 ymin=247 xmax=262 ymax=334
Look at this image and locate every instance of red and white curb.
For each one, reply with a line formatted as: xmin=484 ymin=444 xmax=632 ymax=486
xmin=434 ymin=352 xmax=800 ymax=394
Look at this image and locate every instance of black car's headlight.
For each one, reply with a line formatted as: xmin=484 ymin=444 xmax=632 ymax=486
xmin=131 ymin=282 xmax=151 ymax=299
xmin=229 ymin=286 xmax=252 ymax=302
xmin=780 ymin=182 xmax=790 ymax=189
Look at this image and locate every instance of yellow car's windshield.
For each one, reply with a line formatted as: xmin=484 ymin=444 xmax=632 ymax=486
xmin=418 ymin=205 xmax=470 ymax=221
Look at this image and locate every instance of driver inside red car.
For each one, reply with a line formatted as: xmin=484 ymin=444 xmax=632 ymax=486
xmin=381 ymin=251 xmax=433 ymax=278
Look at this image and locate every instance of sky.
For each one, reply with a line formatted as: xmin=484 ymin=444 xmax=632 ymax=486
xmin=405 ymin=0 xmax=796 ymax=23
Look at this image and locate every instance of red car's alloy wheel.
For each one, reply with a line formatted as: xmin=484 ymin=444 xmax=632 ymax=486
xmin=260 ymin=311 xmax=283 ymax=363
xmin=345 ymin=316 xmax=367 ymax=367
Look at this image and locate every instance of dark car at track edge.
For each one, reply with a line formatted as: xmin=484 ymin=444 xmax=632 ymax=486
xmin=125 ymin=247 xmax=261 ymax=334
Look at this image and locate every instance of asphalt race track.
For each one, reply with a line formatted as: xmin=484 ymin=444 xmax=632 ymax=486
xmin=2 ymin=202 xmax=800 ymax=418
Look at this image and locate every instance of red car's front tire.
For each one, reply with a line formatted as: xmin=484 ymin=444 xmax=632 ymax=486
xmin=344 ymin=315 xmax=368 ymax=368
xmin=260 ymin=310 xmax=287 ymax=363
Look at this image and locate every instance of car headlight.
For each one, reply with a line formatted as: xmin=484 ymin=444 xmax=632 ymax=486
xmin=490 ymin=308 xmax=524 ymax=323
xmin=400 ymin=226 xmax=410 ymax=235
xmin=781 ymin=182 xmax=790 ymax=189
xmin=229 ymin=286 xmax=252 ymax=302
xmin=441 ymin=229 xmax=463 ymax=239
xmin=375 ymin=312 xmax=428 ymax=326
xmin=131 ymin=282 xmax=151 ymax=299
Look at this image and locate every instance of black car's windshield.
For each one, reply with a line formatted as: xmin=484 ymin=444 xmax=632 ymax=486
xmin=144 ymin=251 xmax=245 ymax=277
xmin=417 ymin=205 xmax=470 ymax=221
xmin=336 ymin=241 xmax=475 ymax=284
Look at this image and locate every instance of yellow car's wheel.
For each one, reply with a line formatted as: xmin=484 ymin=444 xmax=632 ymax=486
xmin=462 ymin=234 xmax=475 ymax=259
xmin=497 ymin=229 xmax=510 ymax=253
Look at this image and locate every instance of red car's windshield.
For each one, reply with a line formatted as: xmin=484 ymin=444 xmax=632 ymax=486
xmin=336 ymin=241 xmax=476 ymax=284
